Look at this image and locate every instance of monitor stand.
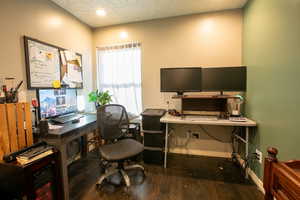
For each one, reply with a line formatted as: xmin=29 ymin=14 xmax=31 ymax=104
xmin=219 ymin=91 xmax=230 ymax=96
xmin=176 ymin=91 xmax=184 ymax=96
xmin=213 ymin=91 xmax=230 ymax=98
xmin=220 ymin=91 xmax=224 ymax=96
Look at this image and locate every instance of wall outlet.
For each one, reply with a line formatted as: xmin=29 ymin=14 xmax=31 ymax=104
xmin=192 ymin=132 xmax=200 ymax=139
xmin=256 ymin=149 xmax=263 ymax=164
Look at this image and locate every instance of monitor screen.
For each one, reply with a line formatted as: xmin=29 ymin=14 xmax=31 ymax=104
xmin=38 ymin=88 xmax=78 ymax=119
xmin=201 ymin=66 xmax=246 ymax=92
xmin=160 ymin=68 xmax=202 ymax=93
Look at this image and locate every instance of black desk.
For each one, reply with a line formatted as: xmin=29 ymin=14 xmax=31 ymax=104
xmin=42 ymin=113 xmax=97 ymax=200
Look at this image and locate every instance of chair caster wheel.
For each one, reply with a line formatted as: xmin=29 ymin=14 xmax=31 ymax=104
xmin=96 ymin=183 xmax=103 ymax=191
xmin=124 ymin=186 xmax=130 ymax=194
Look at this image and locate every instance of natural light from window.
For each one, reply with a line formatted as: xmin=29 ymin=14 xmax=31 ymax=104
xmin=97 ymin=43 xmax=142 ymax=116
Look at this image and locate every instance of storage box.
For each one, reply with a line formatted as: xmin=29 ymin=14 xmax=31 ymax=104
xmin=141 ymin=109 xmax=166 ymax=131
xmin=144 ymin=131 xmax=165 ymax=148
xmin=143 ymin=148 xmax=164 ymax=165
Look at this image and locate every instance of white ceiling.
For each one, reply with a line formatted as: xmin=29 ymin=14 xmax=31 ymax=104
xmin=51 ymin=0 xmax=248 ymax=28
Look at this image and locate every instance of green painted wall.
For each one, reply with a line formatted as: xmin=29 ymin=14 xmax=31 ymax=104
xmin=243 ymin=0 xmax=300 ymax=178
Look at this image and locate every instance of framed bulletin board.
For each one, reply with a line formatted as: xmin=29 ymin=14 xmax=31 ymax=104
xmin=24 ymin=36 xmax=83 ymax=89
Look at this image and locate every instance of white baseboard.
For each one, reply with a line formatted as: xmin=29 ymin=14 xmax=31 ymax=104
xmin=248 ymin=168 xmax=265 ymax=194
xmin=235 ymin=156 xmax=265 ymax=194
xmin=169 ymin=148 xmax=231 ymax=158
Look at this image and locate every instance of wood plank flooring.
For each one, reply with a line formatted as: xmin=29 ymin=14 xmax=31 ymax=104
xmin=68 ymin=152 xmax=263 ymax=200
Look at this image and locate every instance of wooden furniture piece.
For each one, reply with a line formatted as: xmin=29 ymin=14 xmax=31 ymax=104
xmin=172 ymin=95 xmax=240 ymax=116
xmin=1 ymin=150 xmax=62 ymax=199
xmin=160 ymin=114 xmax=256 ymax=178
xmin=41 ymin=114 xmax=97 ymax=200
xmin=0 ymin=103 xmax=33 ymax=161
xmin=264 ymin=147 xmax=300 ymax=200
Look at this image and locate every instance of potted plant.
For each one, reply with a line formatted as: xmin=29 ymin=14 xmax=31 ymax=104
xmin=88 ymin=90 xmax=112 ymax=108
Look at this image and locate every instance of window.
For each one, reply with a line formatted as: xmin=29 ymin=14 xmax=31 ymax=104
xmin=97 ymin=43 xmax=142 ymax=115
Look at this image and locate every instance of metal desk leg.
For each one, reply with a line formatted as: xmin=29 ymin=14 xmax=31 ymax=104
xmin=245 ymin=127 xmax=249 ymax=179
xmin=60 ymin=143 xmax=70 ymax=200
xmin=164 ymin=123 xmax=168 ymax=168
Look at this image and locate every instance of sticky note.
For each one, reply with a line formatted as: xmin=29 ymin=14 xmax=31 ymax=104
xmin=52 ymin=80 xmax=61 ymax=88
xmin=46 ymin=52 xmax=53 ymax=60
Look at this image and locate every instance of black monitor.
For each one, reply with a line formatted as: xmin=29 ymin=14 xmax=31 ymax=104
xmin=160 ymin=67 xmax=202 ymax=95
xmin=201 ymin=66 xmax=246 ymax=93
xmin=37 ymin=88 xmax=78 ymax=119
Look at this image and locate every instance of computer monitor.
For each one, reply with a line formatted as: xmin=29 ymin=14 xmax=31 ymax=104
xmin=201 ymin=66 xmax=246 ymax=93
xmin=37 ymin=88 xmax=78 ymax=119
xmin=160 ymin=67 xmax=202 ymax=95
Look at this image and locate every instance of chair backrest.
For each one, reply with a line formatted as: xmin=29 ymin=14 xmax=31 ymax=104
xmin=96 ymin=104 xmax=129 ymax=141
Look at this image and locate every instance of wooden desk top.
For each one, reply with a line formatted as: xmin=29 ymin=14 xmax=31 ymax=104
xmin=160 ymin=114 xmax=257 ymax=127
xmin=45 ymin=114 xmax=97 ymax=139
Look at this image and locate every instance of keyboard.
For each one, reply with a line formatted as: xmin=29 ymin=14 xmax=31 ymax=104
xmin=52 ymin=114 xmax=83 ymax=124
xmin=229 ymin=117 xmax=247 ymax=122
xmin=185 ymin=115 xmax=218 ymax=121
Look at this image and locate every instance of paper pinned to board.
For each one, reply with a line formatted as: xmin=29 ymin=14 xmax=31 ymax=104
xmin=62 ymin=75 xmax=76 ymax=88
xmin=64 ymin=50 xmax=77 ymax=61
xmin=76 ymin=55 xmax=82 ymax=67
xmin=60 ymin=50 xmax=67 ymax=66
xmin=68 ymin=82 xmax=77 ymax=88
xmin=67 ymin=63 xmax=83 ymax=83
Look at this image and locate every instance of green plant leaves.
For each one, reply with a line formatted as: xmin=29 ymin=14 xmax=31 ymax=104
xmin=88 ymin=90 xmax=112 ymax=106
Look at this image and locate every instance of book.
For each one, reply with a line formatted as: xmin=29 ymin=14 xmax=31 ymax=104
xmin=17 ymin=145 xmax=53 ymax=160
xmin=17 ymin=150 xmax=53 ymax=165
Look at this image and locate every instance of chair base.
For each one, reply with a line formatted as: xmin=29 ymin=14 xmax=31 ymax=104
xmin=96 ymin=164 xmax=145 ymax=188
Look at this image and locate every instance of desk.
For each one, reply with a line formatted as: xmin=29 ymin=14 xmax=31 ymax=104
xmin=42 ymin=114 xmax=97 ymax=200
xmin=160 ymin=114 xmax=257 ymax=178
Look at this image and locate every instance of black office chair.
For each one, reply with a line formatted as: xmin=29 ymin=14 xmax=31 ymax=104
xmin=96 ymin=104 xmax=145 ymax=189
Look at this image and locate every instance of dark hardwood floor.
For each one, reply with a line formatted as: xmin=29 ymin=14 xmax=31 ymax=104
xmin=68 ymin=152 xmax=264 ymax=200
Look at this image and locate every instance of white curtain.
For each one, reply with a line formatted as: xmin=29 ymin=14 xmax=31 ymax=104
xmin=97 ymin=43 xmax=142 ymax=115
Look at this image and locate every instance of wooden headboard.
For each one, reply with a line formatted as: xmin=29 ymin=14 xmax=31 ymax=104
xmin=0 ymin=103 xmax=33 ymax=161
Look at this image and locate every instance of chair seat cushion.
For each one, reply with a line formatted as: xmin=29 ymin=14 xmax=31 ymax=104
xmin=99 ymin=139 xmax=144 ymax=161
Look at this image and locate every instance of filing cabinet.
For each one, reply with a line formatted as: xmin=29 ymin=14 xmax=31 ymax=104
xmin=141 ymin=109 xmax=166 ymax=165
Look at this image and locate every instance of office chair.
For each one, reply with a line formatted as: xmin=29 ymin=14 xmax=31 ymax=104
xmin=96 ymin=104 xmax=145 ymax=189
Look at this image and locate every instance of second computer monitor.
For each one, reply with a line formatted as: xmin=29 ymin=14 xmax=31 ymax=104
xmin=201 ymin=66 xmax=246 ymax=92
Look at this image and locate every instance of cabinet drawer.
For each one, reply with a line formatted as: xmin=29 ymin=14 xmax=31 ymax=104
xmin=144 ymin=131 xmax=165 ymax=148
xmin=143 ymin=148 xmax=164 ymax=165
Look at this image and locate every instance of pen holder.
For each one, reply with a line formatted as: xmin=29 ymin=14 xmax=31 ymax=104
xmin=5 ymin=91 xmax=18 ymax=103
xmin=39 ymin=119 xmax=49 ymax=137
xmin=0 ymin=97 xmax=5 ymax=104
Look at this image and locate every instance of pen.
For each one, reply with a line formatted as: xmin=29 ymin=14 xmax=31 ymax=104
xmin=14 ymin=80 xmax=23 ymax=92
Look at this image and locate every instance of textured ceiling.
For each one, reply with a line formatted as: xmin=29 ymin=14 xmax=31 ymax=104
xmin=50 ymin=0 xmax=248 ymax=28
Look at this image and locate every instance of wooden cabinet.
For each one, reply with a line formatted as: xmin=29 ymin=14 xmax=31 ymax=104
xmin=1 ymin=151 xmax=62 ymax=200
xmin=172 ymin=95 xmax=239 ymax=116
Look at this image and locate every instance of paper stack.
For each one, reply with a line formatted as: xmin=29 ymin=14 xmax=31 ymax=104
xmin=16 ymin=145 xmax=54 ymax=165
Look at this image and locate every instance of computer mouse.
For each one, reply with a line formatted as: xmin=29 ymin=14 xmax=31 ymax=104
xmin=72 ymin=119 xmax=80 ymax=123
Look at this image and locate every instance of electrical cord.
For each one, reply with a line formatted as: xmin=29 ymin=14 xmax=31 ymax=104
xmin=198 ymin=125 xmax=228 ymax=143
xmin=231 ymin=127 xmax=240 ymax=154
xmin=244 ymin=153 xmax=259 ymax=170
